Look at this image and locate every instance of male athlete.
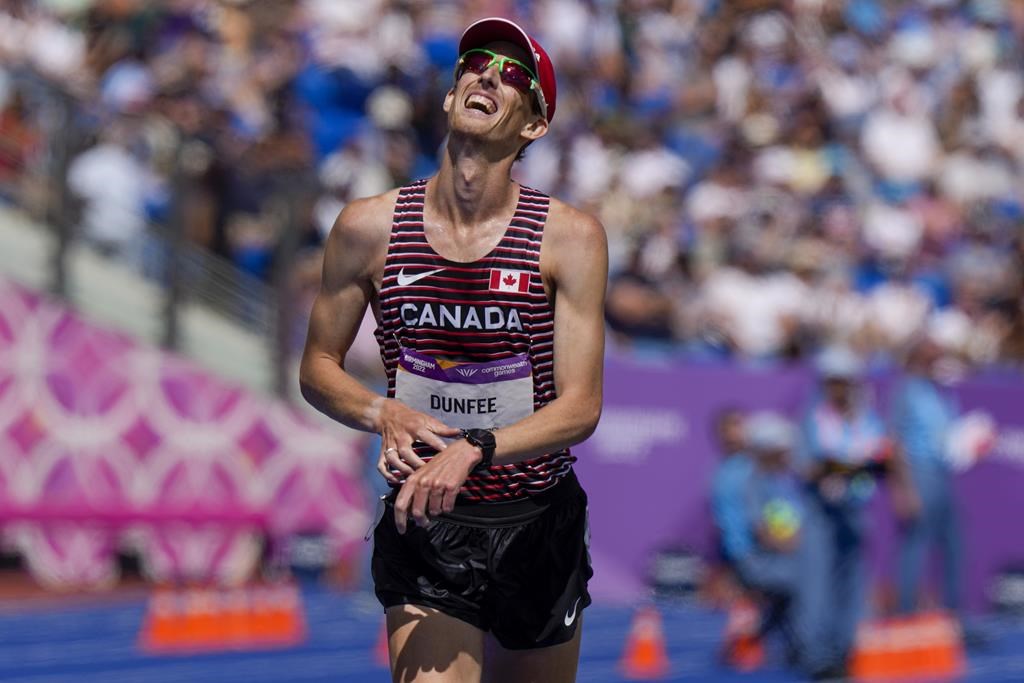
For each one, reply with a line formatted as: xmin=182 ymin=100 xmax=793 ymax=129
xmin=299 ymin=17 xmax=608 ymax=683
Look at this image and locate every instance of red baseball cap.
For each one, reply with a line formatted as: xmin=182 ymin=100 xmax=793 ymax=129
xmin=458 ymin=17 xmax=557 ymax=123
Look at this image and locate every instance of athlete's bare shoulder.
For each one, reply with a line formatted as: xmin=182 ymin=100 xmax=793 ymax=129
xmin=545 ymin=196 xmax=605 ymax=241
xmin=322 ymin=188 xmax=401 ymax=288
xmin=540 ymin=195 xmax=608 ymax=283
xmin=327 ymin=188 xmax=400 ymax=255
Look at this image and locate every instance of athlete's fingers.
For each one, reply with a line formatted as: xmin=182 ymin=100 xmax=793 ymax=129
xmin=378 ymin=446 xmax=401 ymax=483
xmin=427 ymin=419 xmax=461 ymax=438
xmin=427 ymin=484 xmax=446 ymax=518
xmin=393 ymin=482 xmax=413 ymax=534
xmin=376 ymin=454 xmax=399 ymax=483
xmin=386 ymin=447 xmax=415 ymax=476
xmin=410 ymin=477 xmax=433 ymax=528
xmin=440 ymin=484 xmax=458 ymax=514
xmin=415 ymin=427 xmax=449 ymax=453
xmin=398 ymin=444 xmax=427 ymax=470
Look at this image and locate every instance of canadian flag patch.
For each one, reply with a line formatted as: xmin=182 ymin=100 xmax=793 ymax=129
xmin=489 ymin=269 xmax=531 ymax=293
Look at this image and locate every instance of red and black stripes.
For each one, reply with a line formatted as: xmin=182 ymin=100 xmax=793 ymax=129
xmin=374 ymin=180 xmax=572 ymax=501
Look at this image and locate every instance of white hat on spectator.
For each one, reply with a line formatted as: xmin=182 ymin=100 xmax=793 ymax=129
xmin=746 ymin=411 xmax=795 ymax=452
xmin=815 ymin=345 xmax=864 ymax=380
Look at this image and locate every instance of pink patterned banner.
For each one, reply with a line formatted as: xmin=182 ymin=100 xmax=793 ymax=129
xmin=0 ymin=279 xmax=369 ymax=588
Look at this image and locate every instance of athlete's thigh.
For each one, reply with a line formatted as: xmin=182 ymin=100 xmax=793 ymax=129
xmin=481 ymin=617 xmax=583 ymax=683
xmin=387 ymin=604 xmax=485 ymax=683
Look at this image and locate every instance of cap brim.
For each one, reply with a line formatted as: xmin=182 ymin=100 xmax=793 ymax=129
xmin=460 ymin=17 xmax=540 ymax=80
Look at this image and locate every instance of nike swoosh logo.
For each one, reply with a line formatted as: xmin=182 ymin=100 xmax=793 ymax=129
xmin=564 ymin=596 xmax=582 ymax=627
xmin=397 ymin=267 xmax=446 ymax=287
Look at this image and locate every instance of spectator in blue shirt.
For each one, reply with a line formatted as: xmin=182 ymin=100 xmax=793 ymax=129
xmin=890 ymin=336 xmax=962 ymax=615
xmin=797 ymin=346 xmax=889 ymax=680
xmin=737 ymin=411 xmax=806 ymax=666
xmin=710 ymin=409 xmax=755 ymax=567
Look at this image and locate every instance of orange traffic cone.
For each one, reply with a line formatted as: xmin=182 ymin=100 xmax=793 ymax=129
xmin=849 ymin=610 xmax=965 ymax=681
xmin=374 ymin=619 xmax=390 ymax=667
xmin=250 ymin=585 xmax=305 ymax=645
xmin=619 ymin=606 xmax=670 ymax=680
xmin=139 ymin=583 xmax=306 ymax=653
xmin=140 ymin=590 xmax=184 ymax=651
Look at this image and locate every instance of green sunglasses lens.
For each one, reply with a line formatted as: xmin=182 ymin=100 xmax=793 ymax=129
xmin=458 ymin=49 xmax=537 ymax=95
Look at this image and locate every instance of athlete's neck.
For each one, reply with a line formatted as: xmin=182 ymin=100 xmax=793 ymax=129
xmin=431 ymin=135 xmax=518 ymax=227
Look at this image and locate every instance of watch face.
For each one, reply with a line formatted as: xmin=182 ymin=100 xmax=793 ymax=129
xmin=466 ymin=429 xmax=495 ymax=458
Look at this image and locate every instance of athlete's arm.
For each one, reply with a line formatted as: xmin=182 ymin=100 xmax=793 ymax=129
xmin=392 ymin=201 xmax=608 ymax=533
xmin=489 ymin=200 xmax=608 ymax=458
xmin=299 ymin=193 xmax=459 ymax=482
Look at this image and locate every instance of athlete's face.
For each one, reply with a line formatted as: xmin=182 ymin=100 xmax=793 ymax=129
xmin=444 ymin=40 xmax=548 ymax=149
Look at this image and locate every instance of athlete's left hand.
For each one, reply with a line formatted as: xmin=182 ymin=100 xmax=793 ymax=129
xmin=393 ymin=438 xmax=482 ymax=534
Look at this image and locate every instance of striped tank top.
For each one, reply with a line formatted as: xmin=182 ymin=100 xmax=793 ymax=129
xmin=375 ymin=179 xmax=574 ymax=502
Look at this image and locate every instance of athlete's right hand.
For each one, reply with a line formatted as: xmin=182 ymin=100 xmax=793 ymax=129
xmin=375 ymin=399 xmax=461 ymax=483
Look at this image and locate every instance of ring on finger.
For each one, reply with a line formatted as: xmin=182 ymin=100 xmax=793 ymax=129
xmin=384 ymin=447 xmax=398 ymax=455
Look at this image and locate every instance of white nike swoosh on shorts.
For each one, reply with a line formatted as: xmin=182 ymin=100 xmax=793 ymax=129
xmin=564 ymin=596 xmax=582 ymax=627
xmin=397 ymin=267 xmax=447 ymax=287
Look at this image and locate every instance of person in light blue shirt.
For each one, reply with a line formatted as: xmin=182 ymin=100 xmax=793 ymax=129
xmin=736 ymin=411 xmax=806 ymax=664
xmin=797 ymin=346 xmax=889 ymax=681
xmin=890 ymin=336 xmax=962 ymax=615
xmin=710 ymin=409 xmax=755 ymax=566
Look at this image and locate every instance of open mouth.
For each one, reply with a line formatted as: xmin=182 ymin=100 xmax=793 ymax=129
xmin=465 ymin=92 xmax=497 ymax=115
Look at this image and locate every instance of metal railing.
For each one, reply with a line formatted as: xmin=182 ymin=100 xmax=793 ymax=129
xmin=177 ymin=240 xmax=278 ymax=337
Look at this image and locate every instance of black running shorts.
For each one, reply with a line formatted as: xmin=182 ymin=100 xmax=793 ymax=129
xmin=371 ymin=470 xmax=593 ymax=650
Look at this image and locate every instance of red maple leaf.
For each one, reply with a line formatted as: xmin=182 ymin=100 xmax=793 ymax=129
xmin=503 ymin=274 xmax=517 ymax=286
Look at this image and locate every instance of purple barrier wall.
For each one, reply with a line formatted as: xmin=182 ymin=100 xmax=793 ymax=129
xmin=575 ymin=353 xmax=1024 ymax=613
xmin=0 ymin=280 xmax=369 ymax=587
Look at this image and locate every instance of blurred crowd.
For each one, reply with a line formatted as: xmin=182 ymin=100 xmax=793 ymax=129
xmin=1 ymin=0 xmax=1024 ymax=367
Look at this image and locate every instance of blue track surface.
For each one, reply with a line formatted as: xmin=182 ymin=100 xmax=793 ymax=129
xmin=1 ymin=587 xmax=1023 ymax=682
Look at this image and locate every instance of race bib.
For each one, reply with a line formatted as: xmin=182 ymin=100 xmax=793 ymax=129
xmin=394 ymin=348 xmax=535 ymax=430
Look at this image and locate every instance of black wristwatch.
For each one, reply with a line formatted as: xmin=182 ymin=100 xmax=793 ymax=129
xmin=462 ymin=428 xmax=496 ymax=471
